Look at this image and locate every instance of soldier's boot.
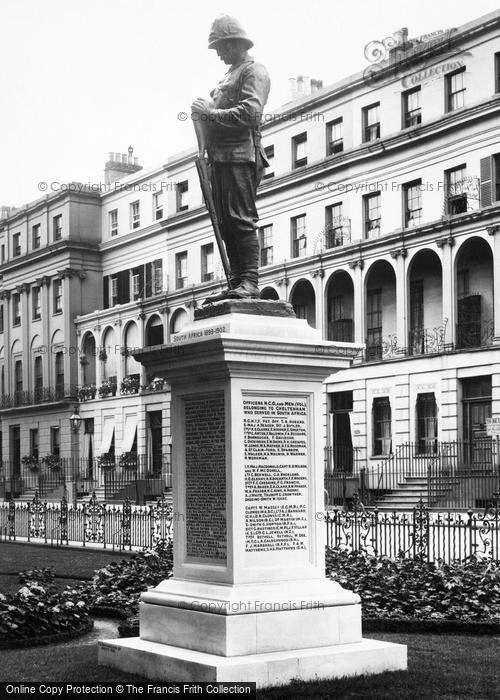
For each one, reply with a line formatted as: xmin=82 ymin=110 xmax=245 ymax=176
xmin=203 ymin=240 xmax=241 ymax=304
xmin=227 ymin=232 xmax=260 ymax=299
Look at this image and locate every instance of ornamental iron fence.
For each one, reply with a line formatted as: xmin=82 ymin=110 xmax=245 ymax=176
xmin=0 ymin=491 xmax=174 ymax=551
xmin=325 ymin=497 xmax=500 ymax=563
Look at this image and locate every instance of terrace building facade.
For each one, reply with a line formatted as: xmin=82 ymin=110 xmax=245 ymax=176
xmin=0 ymin=10 xmax=499 ymax=508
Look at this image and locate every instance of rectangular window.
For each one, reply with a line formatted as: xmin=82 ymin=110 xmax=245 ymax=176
xmin=373 ymin=397 xmax=392 ymax=456
xmin=258 ymin=225 xmax=273 ymax=266
xmin=445 ymin=164 xmax=467 ymax=214
xmin=55 ymin=351 xmax=64 ymax=397
xmin=362 ymin=102 xmax=380 ymax=142
xmin=0 ymin=306 xmax=4 ymax=333
xmin=446 ymin=67 xmax=466 ymax=112
xmin=14 ymin=359 xmax=22 ymax=394
xmin=326 ymin=118 xmax=343 ymax=155
xmin=109 ymin=209 xmax=118 ymax=237
xmin=53 ymin=214 xmax=62 ymax=240
xmin=366 ymin=288 xmax=382 ymax=360
xmin=50 ymin=427 xmax=60 ymax=457
xmin=110 ymin=276 xmax=118 ymax=305
xmin=53 ymin=278 xmax=62 ymax=313
xmin=403 ymin=180 xmax=422 ymax=227
xmin=402 ymin=87 xmax=421 ymax=128
xmin=34 ymin=356 xmax=43 ymax=401
xmin=153 ymin=192 xmax=163 ymax=220
xmin=1 ymin=244 xmax=4 ymax=263
xmin=201 ymin=243 xmax=214 ymax=282
xmin=130 ymin=201 xmax=140 ymax=229
xmin=153 ymin=259 xmax=163 ymax=294
xmin=496 ymin=52 xmax=500 ymax=94
xmin=32 ymin=286 xmax=41 ymax=320
xmin=363 ymin=192 xmax=381 ymax=238
xmin=325 ymin=202 xmax=344 ymax=248
xmin=175 ymin=251 xmax=188 ymax=289
xmin=292 ymin=132 xmax=307 ymax=168
xmin=12 ymin=293 xmax=21 ymax=325
xmin=291 ymin=215 xmax=307 ymax=258
xmin=416 ymin=393 xmax=438 ymax=454
xmin=30 ymin=428 xmax=39 ymax=460
xmin=13 ymin=232 xmax=21 ymax=257
xmin=132 ymin=273 xmax=140 ymax=299
xmin=177 ymin=181 xmax=189 ymax=212
xmin=32 ymin=224 xmax=41 ymax=249
xmin=263 ymin=145 xmax=274 ymax=179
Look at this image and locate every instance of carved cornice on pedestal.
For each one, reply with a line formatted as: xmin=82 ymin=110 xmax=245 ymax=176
xmin=0 ymin=290 xmax=11 ymax=301
xmin=275 ymin=276 xmax=289 ymax=287
xmin=35 ymin=276 xmax=51 ymax=287
xmin=311 ymin=267 xmax=325 ymax=279
xmin=15 ymin=283 xmax=29 ymax=294
xmin=348 ymin=258 xmax=364 ymax=270
xmin=486 ymin=225 xmax=500 ymax=236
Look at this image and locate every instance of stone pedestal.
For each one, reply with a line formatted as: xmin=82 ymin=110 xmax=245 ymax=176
xmin=99 ymin=301 xmax=406 ymax=687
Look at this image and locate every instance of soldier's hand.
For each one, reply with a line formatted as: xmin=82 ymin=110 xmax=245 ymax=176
xmin=191 ymin=98 xmax=212 ymax=116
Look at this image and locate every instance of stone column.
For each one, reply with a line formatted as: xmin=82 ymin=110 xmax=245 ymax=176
xmin=311 ymin=266 xmax=325 ymax=338
xmin=438 ymin=236 xmax=455 ymax=348
xmin=349 ymin=259 xmax=364 ymax=346
xmin=487 ymin=225 xmax=500 ymax=340
xmin=99 ymin=300 xmax=406 ymax=687
xmin=390 ymin=248 xmax=408 ymax=353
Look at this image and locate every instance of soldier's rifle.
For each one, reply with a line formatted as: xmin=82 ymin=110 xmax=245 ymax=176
xmin=192 ymin=116 xmax=232 ymax=288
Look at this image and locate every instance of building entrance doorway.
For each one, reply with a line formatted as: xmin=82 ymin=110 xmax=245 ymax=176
xmin=461 ymin=376 xmax=492 ymax=468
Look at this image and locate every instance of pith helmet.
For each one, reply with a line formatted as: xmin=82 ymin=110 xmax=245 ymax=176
xmin=208 ymin=15 xmax=254 ymax=49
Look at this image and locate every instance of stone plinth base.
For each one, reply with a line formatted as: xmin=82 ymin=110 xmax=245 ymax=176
xmin=98 ymin=637 xmax=407 ymax=688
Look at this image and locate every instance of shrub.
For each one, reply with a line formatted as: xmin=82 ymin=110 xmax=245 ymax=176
xmin=0 ymin=574 xmax=91 ymax=644
xmin=82 ymin=541 xmax=173 ymax=614
xmin=326 ymin=548 xmax=500 ymax=622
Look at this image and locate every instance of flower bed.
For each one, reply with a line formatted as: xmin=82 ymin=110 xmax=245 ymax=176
xmin=326 ymin=548 xmax=500 ymax=623
xmin=81 ymin=541 xmax=173 ymax=616
xmin=0 ymin=568 xmax=92 ymax=647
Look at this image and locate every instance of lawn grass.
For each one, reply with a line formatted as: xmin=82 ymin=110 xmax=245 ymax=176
xmin=0 ymin=631 xmax=498 ymax=698
xmin=0 ymin=541 xmax=133 ymax=579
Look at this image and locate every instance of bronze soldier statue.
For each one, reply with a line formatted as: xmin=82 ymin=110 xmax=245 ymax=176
xmin=191 ymin=15 xmax=270 ymax=302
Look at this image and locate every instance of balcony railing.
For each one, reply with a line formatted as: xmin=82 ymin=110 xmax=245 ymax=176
xmin=456 ymin=319 xmax=494 ymax=349
xmin=0 ymin=384 xmax=76 ymax=409
xmin=443 ymin=176 xmax=480 ymax=215
xmin=407 ymin=320 xmax=448 ymax=356
xmin=363 ymin=334 xmax=399 ymax=362
xmin=327 ymin=319 xmax=354 ymax=343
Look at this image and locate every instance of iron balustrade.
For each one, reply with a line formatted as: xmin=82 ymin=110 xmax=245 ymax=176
xmin=324 ymin=440 xmax=500 ymax=511
xmin=456 ymin=318 xmax=494 ymax=349
xmin=0 ymin=454 xmax=172 ymax=504
xmin=407 ymin=320 xmax=448 ymax=356
xmin=0 ymin=384 xmax=77 ymax=409
xmin=324 ymin=218 xmax=351 ymax=249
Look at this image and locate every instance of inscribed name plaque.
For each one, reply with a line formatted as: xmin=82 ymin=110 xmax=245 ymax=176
xmin=184 ymin=392 xmax=227 ymax=561
xmin=243 ymin=395 xmax=309 ymax=554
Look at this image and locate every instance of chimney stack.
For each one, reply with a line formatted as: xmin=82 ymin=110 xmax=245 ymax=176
xmin=288 ymin=75 xmax=324 ymax=101
xmin=104 ymin=146 xmax=143 ymax=184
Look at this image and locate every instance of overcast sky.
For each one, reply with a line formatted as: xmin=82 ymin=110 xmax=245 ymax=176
xmin=1 ymin=0 xmax=499 ymax=208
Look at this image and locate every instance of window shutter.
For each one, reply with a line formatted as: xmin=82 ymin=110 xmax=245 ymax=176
xmin=480 ymin=157 xmax=492 ymax=208
xmin=103 ymin=276 xmax=109 ymax=309
xmin=118 ymin=270 xmax=130 ymax=304
xmin=145 ymin=262 xmax=153 ymax=297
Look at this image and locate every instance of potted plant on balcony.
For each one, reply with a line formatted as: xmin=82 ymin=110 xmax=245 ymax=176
xmin=41 ymin=454 xmax=62 ymax=471
xmin=98 ymin=379 xmax=117 ymax=398
xmin=120 ymin=375 xmax=140 ymax=395
xmin=118 ymin=452 xmax=138 ymax=470
xmin=97 ymin=453 xmax=115 ymax=470
xmin=77 ymin=384 xmax=96 ymax=401
xmin=22 ymin=455 xmax=40 ymax=473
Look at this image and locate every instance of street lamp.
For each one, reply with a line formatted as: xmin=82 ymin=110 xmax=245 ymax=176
xmin=69 ymin=407 xmax=82 ymax=433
